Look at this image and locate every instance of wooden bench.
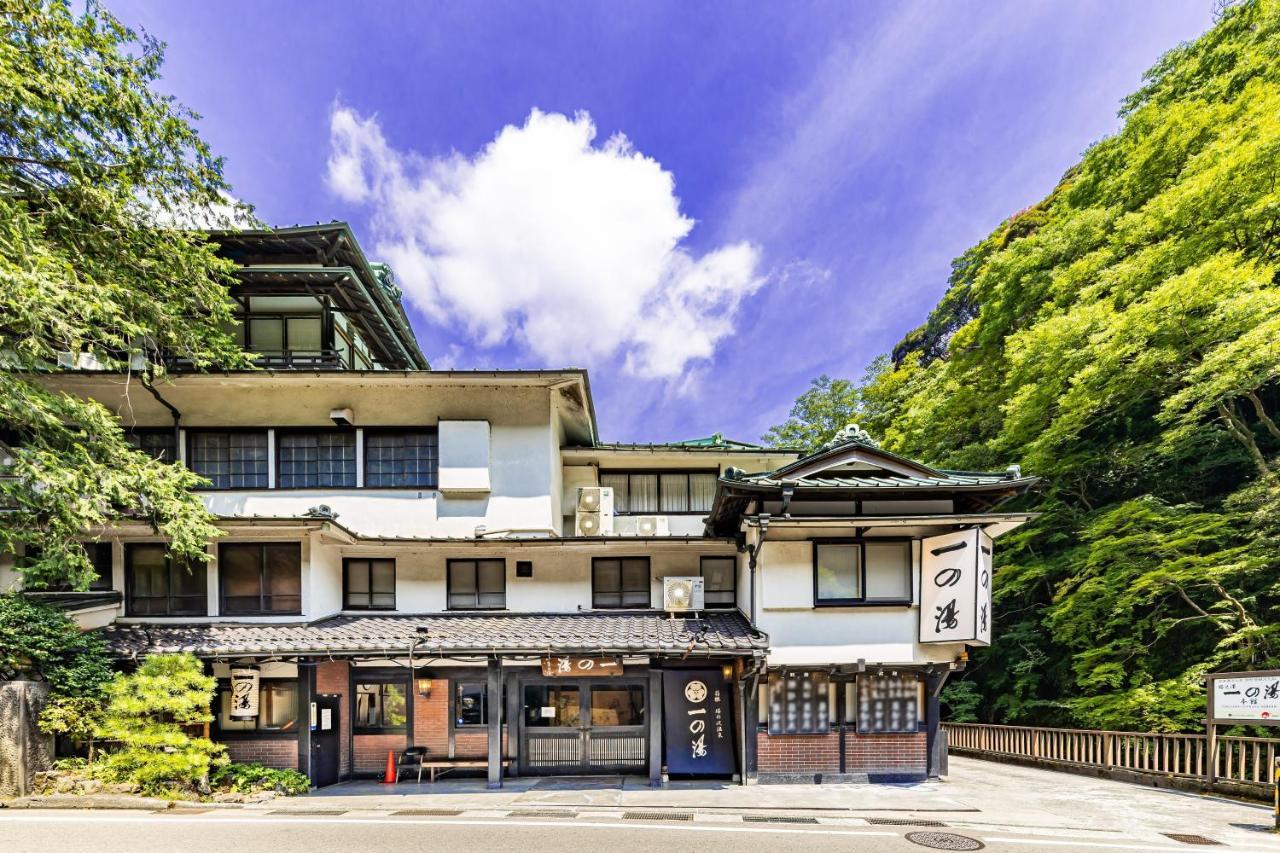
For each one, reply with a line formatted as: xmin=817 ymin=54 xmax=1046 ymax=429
xmin=414 ymin=759 xmax=511 ymax=784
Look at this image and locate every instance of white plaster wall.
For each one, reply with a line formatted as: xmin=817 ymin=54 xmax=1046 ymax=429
xmin=308 ymin=531 xmax=344 ymax=618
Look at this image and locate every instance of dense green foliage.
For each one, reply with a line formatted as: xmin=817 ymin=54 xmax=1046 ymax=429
xmin=768 ymin=0 xmax=1280 ymax=731
xmin=0 ymin=593 xmax=113 ymax=694
xmin=92 ymin=654 xmax=226 ymax=795
xmin=0 ymin=0 xmax=253 ymax=588
xmin=210 ymin=762 xmax=310 ymax=797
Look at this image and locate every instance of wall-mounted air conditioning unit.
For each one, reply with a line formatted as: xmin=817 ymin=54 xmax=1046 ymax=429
xmin=575 ymin=486 xmax=614 ymax=536
xmin=663 ymin=576 xmax=704 ymax=612
xmin=635 ymin=515 xmax=669 ymax=537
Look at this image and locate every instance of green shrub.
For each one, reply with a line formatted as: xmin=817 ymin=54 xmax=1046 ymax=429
xmin=0 ymin=593 xmax=114 ymax=696
xmin=211 ymin=762 xmax=310 ymax=796
xmin=93 ymin=653 xmax=226 ymax=796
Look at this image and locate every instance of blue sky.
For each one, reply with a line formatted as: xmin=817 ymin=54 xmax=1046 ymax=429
xmin=107 ymin=1 xmax=1214 ymax=443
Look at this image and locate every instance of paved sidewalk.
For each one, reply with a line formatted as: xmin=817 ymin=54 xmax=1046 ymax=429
xmin=267 ymin=755 xmax=1280 ymax=848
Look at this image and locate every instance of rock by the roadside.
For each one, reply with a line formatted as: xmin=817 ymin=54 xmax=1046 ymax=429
xmin=54 ymin=777 xmax=77 ymax=794
xmin=107 ymin=782 xmax=139 ymax=794
xmin=79 ymin=779 xmax=104 ymax=795
xmin=213 ymin=792 xmax=246 ymax=803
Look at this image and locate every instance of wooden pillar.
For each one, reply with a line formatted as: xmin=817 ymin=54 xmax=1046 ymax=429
xmin=925 ymin=670 xmax=949 ymax=780
xmin=487 ymin=659 xmax=503 ymax=789
xmin=648 ymin=668 xmax=663 ymax=788
xmin=296 ymin=661 xmax=315 ymax=782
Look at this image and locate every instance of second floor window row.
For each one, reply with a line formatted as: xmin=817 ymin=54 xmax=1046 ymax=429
xmin=180 ymin=428 xmax=439 ymax=490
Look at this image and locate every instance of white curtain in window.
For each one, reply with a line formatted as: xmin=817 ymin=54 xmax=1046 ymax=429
xmin=689 ymin=473 xmax=717 ymax=511
xmin=864 ymin=541 xmax=911 ymax=600
xmin=629 ymin=474 xmax=658 ymax=512
xmin=600 ymin=474 xmax=629 ymax=513
xmin=660 ymin=473 xmax=689 ymax=512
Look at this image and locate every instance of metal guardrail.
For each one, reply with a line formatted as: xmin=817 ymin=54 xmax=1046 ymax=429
xmin=944 ymin=722 xmax=1280 ymax=788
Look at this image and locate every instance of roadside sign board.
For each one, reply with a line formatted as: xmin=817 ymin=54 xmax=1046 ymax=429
xmin=1208 ymin=670 xmax=1280 ymax=724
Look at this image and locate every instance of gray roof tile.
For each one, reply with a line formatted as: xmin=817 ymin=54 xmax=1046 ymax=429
xmin=100 ymin=611 xmax=767 ymax=658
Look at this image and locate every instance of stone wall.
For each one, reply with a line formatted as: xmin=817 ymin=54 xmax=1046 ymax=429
xmin=0 ymin=681 xmax=53 ymax=797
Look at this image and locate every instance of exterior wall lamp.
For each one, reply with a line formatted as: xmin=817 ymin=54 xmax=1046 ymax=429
xmin=416 ymin=678 xmax=433 ymax=698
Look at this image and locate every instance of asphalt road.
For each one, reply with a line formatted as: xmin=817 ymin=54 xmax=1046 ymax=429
xmin=4 ymin=810 xmax=1280 ymax=853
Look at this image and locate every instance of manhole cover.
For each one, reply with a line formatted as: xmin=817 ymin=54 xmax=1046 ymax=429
xmin=622 ymin=811 xmax=694 ymax=822
xmin=1162 ymin=834 xmax=1221 ymax=846
xmin=905 ymin=831 xmax=985 ymax=851
xmin=742 ymin=815 xmax=819 ymax=824
xmin=870 ymin=817 xmax=948 ymax=827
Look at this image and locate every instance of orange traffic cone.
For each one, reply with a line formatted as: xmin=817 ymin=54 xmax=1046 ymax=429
xmin=382 ymin=750 xmax=397 ymax=784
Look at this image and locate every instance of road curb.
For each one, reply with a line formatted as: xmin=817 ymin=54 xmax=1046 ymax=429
xmin=0 ymin=795 xmax=248 ymax=810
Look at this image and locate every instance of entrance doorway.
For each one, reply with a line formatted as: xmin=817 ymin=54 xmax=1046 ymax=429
xmin=311 ymin=694 xmax=341 ymax=787
xmin=519 ymin=680 xmax=647 ymax=774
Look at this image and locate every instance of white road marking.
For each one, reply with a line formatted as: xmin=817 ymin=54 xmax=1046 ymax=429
xmin=0 ymin=812 xmax=898 ymax=837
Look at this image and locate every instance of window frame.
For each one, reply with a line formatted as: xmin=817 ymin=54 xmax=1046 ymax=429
xmin=217 ymin=542 xmax=302 ymax=617
xmin=234 ymin=294 xmax=338 ymax=368
xmin=213 ymin=677 xmax=301 ymax=739
xmin=343 ymin=557 xmax=397 ymax=611
xmin=699 ymin=555 xmax=737 ymax=609
xmin=446 ymin=558 xmax=507 ymax=610
xmin=125 ymin=428 xmax=179 ymax=465
xmin=451 ymin=680 xmax=488 ymax=729
xmin=124 ymin=543 xmax=208 ymax=617
xmin=591 ymin=556 xmax=652 ymax=609
xmin=597 ymin=470 xmax=719 ymax=515
xmin=275 ymin=428 xmax=358 ymax=489
xmin=351 ymin=671 xmax=411 ymax=734
xmin=811 ymin=538 xmax=913 ymax=608
xmin=362 ymin=427 xmax=439 ymax=489
xmin=185 ymin=428 xmax=270 ymax=490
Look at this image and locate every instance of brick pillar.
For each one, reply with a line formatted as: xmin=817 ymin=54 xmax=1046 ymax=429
xmin=314 ymin=661 xmax=351 ymax=777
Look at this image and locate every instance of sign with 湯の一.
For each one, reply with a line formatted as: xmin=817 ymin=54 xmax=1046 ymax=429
xmin=540 ymin=656 xmax=624 ymax=677
xmin=1211 ymin=673 xmax=1280 ymax=722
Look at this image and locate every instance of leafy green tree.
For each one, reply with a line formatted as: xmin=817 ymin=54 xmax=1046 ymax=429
xmin=762 ymin=373 xmax=866 ymax=452
xmin=768 ymin=0 xmax=1280 ymax=730
xmin=0 ymin=0 xmax=254 ymax=589
xmin=94 ymin=653 xmax=225 ymax=794
xmin=0 ymin=592 xmax=113 ymax=693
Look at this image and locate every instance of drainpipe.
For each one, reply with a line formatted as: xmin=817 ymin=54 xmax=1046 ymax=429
xmin=737 ymin=514 xmax=770 ymax=626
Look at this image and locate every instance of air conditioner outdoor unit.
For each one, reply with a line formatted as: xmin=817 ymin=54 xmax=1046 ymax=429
xmin=663 ymin=576 xmax=704 ymax=612
xmin=575 ymin=486 xmax=614 ymax=536
xmin=635 ymin=515 xmax=669 ymax=537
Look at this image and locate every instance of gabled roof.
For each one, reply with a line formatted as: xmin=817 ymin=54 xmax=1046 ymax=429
xmin=99 ymin=611 xmax=767 ymax=659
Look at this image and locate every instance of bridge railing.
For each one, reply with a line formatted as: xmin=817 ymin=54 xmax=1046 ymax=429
xmin=944 ymin=722 xmax=1279 ymax=789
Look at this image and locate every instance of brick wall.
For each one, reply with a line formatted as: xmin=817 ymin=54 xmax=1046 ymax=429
xmin=315 ymin=661 xmax=350 ymax=777
xmin=755 ymin=729 xmax=928 ymax=776
xmin=756 ymin=731 xmax=840 ymax=773
xmin=353 ymin=733 xmax=407 ymax=776
xmin=413 ymin=678 xmax=507 ymax=762
xmin=845 ymin=730 xmax=927 ymax=775
xmin=223 ymin=738 xmax=298 ymax=770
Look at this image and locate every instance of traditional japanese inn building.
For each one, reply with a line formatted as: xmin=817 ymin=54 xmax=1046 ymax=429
xmin=1 ymin=224 xmax=1039 ymax=787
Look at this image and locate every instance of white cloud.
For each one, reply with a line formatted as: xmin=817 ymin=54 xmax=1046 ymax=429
xmin=326 ymin=106 xmax=763 ymax=379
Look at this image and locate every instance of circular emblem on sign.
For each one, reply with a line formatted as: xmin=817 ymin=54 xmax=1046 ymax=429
xmin=684 ymin=680 xmax=708 ymax=703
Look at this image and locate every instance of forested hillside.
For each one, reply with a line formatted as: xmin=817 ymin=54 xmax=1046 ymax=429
xmin=766 ymin=0 xmax=1280 ymax=731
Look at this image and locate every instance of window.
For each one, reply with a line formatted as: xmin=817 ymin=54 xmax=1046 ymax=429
xmin=126 ymin=429 xmax=178 ymax=464
xmin=857 ymin=673 xmax=922 ymax=734
xmin=590 ymin=685 xmax=645 ymax=727
xmin=21 ymin=542 xmax=112 ymax=591
xmin=766 ymin=670 xmax=830 ymax=735
xmin=355 ymin=681 xmax=407 ymax=731
xmin=592 ymin=557 xmax=650 ymax=609
xmin=523 ymin=685 xmax=580 ymax=728
xmin=599 ymin=471 xmax=718 ymax=513
xmin=447 ymin=559 xmax=506 ymax=609
xmin=277 ymin=431 xmax=356 ymax=488
xmin=219 ymin=543 xmax=301 ymax=615
xmin=700 ymin=556 xmax=736 ymax=608
xmin=364 ymin=430 xmax=438 ymax=488
xmin=188 ymin=431 xmax=269 ymax=489
xmin=813 ymin=540 xmax=912 ymax=606
xmin=814 ymin=543 xmax=861 ymax=604
xmin=343 ymin=558 xmax=395 ymax=610
xmin=217 ymin=680 xmax=298 ymax=733
xmin=125 ymin=543 xmax=207 ymax=616
xmin=454 ymin=681 xmax=487 ymax=727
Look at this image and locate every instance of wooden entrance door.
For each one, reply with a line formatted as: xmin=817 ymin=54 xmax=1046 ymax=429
xmin=519 ymin=680 xmax=647 ymax=774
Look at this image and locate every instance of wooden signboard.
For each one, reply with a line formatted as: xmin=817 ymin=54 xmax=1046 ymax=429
xmin=540 ymin=655 xmax=624 ymax=677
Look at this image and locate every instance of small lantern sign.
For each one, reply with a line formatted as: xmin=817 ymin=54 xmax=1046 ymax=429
xmin=229 ymin=666 xmax=260 ymax=719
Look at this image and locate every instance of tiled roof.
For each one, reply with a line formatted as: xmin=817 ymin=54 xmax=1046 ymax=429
xmin=733 ymin=472 xmax=1032 ymax=489
xmin=100 ymin=611 xmax=768 ymax=659
xmin=24 ymin=591 xmax=122 ymax=612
